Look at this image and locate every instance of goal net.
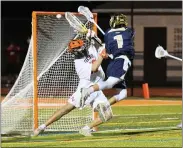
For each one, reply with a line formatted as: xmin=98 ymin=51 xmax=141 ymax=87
xmin=2 ymin=12 xmax=98 ymax=135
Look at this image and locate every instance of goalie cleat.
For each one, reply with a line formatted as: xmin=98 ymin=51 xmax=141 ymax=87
xmin=33 ymin=124 xmax=46 ymax=137
xmin=80 ymin=88 xmax=90 ymax=109
xmin=96 ymin=103 xmax=113 ymax=122
xmin=79 ymin=126 xmax=93 ymax=136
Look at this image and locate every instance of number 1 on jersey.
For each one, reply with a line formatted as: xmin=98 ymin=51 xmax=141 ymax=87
xmin=114 ymin=35 xmax=123 ymax=48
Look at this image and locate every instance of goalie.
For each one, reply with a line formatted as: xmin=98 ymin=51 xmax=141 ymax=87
xmin=34 ymin=33 xmax=113 ymax=137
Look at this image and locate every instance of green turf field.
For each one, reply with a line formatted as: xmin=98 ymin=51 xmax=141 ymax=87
xmin=2 ymin=97 xmax=182 ymax=147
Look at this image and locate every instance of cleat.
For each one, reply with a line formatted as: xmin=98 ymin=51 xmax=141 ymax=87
xmin=33 ymin=124 xmax=46 ymax=136
xmin=177 ymin=123 xmax=182 ymax=128
xmin=80 ymin=88 xmax=90 ymax=109
xmin=79 ymin=126 xmax=93 ymax=136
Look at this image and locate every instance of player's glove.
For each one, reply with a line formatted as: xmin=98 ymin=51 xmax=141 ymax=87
xmin=98 ymin=44 xmax=108 ymax=59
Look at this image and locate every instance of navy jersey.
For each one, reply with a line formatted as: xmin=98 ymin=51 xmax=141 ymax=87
xmin=104 ymin=27 xmax=135 ymax=59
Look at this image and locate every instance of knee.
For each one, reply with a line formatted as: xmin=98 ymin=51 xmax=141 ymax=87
xmin=114 ymin=89 xmax=127 ymax=102
xmin=105 ymin=79 xmax=117 ymax=89
xmin=105 ymin=81 xmax=113 ymax=89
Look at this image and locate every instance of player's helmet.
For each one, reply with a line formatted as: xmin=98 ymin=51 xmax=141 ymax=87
xmin=109 ymin=14 xmax=128 ymax=28
xmin=68 ymin=39 xmax=88 ymax=58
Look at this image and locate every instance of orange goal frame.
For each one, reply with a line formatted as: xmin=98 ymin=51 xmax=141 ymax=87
xmin=32 ymin=11 xmax=98 ymax=130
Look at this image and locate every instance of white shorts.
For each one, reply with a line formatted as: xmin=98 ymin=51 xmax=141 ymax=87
xmin=68 ymin=89 xmax=109 ymax=109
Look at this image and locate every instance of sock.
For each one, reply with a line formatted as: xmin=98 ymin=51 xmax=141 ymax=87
xmin=40 ymin=124 xmax=46 ymax=130
xmin=83 ymin=125 xmax=91 ymax=130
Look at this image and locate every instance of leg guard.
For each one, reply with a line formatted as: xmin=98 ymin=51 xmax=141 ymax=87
xmin=95 ymin=102 xmax=113 ymax=122
xmin=114 ymin=89 xmax=127 ymax=102
xmin=98 ymin=77 xmax=121 ymax=90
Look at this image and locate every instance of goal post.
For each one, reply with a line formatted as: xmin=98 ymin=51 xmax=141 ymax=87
xmin=32 ymin=11 xmax=38 ymax=131
xmin=2 ymin=11 xmax=98 ymax=135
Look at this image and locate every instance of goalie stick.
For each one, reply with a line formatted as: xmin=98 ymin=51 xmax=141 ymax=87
xmin=78 ymin=6 xmax=105 ymax=35
xmin=77 ymin=7 xmax=115 ymax=59
xmin=65 ymin=12 xmax=102 ymax=46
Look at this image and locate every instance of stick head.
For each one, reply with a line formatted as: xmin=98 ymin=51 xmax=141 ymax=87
xmin=78 ymin=6 xmax=94 ymax=22
xmin=155 ymin=45 xmax=168 ymax=59
xmin=65 ymin=12 xmax=88 ymax=34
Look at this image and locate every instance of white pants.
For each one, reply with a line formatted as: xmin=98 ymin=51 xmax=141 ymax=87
xmin=68 ymin=89 xmax=109 ymax=109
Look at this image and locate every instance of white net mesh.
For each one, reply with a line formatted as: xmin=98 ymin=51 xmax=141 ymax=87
xmin=65 ymin=12 xmax=87 ymax=34
xmin=2 ymin=12 xmax=95 ymax=135
xmin=155 ymin=45 xmax=168 ymax=59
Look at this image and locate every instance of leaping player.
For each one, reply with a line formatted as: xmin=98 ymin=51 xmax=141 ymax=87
xmin=80 ymin=13 xmax=135 ymax=108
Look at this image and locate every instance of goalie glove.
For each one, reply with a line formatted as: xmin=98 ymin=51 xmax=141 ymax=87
xmin=86 ymin=29 xmax=95 ymax=39
xmin=86 ymin=29 xmax=102 ymax=46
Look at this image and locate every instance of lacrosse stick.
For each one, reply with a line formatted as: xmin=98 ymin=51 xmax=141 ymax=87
xmin=155 ymin=45 xmax=182 ymax=61
xmin=65 ymin=12 xmax=102 ymax=46
xmin=77 ymin=8 xmax=113 ymax=59
xmin=78 ymin=6 xmax=105 ymax=35
xmin=65 ymin=12 xmax=88 ymax=34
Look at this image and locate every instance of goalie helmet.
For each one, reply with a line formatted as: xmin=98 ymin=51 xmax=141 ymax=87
xmin=68 ymin=39 xmax=88 ymax=58
xmin=109 ymin=14 xmax=128 ymax=28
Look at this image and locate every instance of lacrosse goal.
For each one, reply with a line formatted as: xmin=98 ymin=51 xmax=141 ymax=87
xmin=2 ymin=11 xmax=98 ymax=135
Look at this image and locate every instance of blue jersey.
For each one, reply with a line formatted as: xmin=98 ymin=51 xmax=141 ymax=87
xmin=104 ymin=27 xmax=135 ymax=59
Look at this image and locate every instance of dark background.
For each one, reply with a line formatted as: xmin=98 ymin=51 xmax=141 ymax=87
xmin=2 ymin=1 xmax=182 ymax=46
xmin=1 ymin=1 xmax=182 ymax=90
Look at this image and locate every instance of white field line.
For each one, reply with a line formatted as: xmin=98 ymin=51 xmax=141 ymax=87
xmin=105 ymin=120 xmax=180 ymax=126
xmin=38 ymin=103 xmax=65 ymax=106
xmin=38 ymin=100 xmax=182 ymax=107
xmin=38 ymin=101 xmax=182 ymax=107
xmin=162 ymin=117 xmax=180 ymax=120
xmin=114 ymin=104 xmax=181 ymax=106
xmin=96 ymin=126 xmax=180 ymax=134
xmin=137 ymin=100 xmax=182 ymax=103
xmin=118 ymin=116 xmax=138 ymax=119
xmin=44 ymin=114 xmax=181 ymax=119
xmin=114 ymin=113 xmax=182 ymax=117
